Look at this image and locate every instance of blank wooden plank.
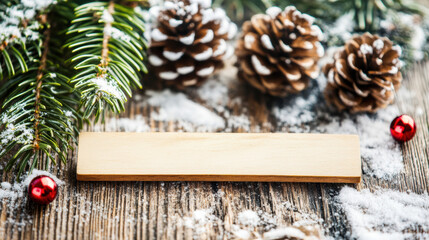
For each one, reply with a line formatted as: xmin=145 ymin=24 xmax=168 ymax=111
xmin=76 ymin=132 xmax=361 ymax=183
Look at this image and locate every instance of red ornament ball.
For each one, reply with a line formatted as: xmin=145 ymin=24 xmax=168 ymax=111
xmin=28 ymin=175 xmax=58 ymax=205
xmin=390 ymin=114 xmax=417 ymax=142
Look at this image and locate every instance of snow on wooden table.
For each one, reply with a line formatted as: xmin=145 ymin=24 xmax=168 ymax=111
xmin=1 ymin=61 xmax=429 ymax=239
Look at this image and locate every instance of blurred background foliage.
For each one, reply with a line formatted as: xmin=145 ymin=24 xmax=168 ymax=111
xmin=213 ymin=0 xmax=426 ymax=31
xmin=212 ymin=0 xmax=429 ymax=66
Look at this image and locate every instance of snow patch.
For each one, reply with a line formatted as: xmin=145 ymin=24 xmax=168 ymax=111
xmin=177 ymin=66 xmax=195 ymax=75
xmin=237 ymin=210 xmax=260 ymax=227
xmin=360 ymin=44 xmax=373 ymax=55
xmin=91 ymin=76 xmax=124 ymax=100
xmin=266 ymin=7 xmax=282 ymax=19
xmin=163 ymin=50 xmax=184 ymax=61
xmin=148 ymin=55 xmax=164 ymax=66
xmin=159 ymin=71 xmax=179 ymax=80
xmin=179 ymin=32 xmax=195 ymax=45
xmin=213 ymin=39 xmax=227 ymax=57
xmin=146 ymin=90 xmax=225 ymax=131
xmin=260 ymin=34 xmax=274 ymax=50
xmin=373 ymin=39 xmax=384 ymax=52
xmin=101 ymin=9 xmax=114 ymax=23
xmin=194 ymin=48 xmax=213 ymax=61
xmin=103 ymin=115 xmax=150 ymax=132
xmin=0 ymin=0 xmax=56 ymax=43
xmin=339 ymin=187 xmax=429 ymax=239
xmin=151 ymin=28 xmax=168 ymax=41
xmin=168 ymin=18 xmax=183 ymax=27
xmin=196 ymin=66 xmax=214 ymax=77
xmin=199 ymin=29 xmax=214 ymax=43
xmin=104 ymin=27 xmax=130 ymax=42
xmin=251 ymin=55 xmax=271 ymax=75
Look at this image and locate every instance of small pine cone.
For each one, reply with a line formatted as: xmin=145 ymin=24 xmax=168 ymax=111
xmin=148 ymin=0 xmax=236 ymax=88
xmin=324 ymin=33 xmax=403 ymax=113
xmin=263 ymin=224 xmax=325 ymax=239
xmin=236 ymin=6 xmax=324 ymax=97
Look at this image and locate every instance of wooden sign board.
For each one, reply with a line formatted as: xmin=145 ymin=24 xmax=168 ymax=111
xmin=77 ymin=132 xmax=361 ymax=183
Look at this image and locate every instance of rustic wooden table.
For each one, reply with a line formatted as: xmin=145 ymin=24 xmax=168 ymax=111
xmin=1 ymin=60 xmax=428 ymax=239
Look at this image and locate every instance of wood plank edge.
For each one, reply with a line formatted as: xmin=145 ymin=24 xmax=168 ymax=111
xmin=76 ymin=173 xmax=361 ymax=183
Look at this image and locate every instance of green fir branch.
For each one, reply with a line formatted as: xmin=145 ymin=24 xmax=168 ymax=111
xmin=0 ymin=0 xmax=40 ymax=81
xmin=0 ymin=39 xmax=35 ymax=81
xmin=0 ymin=4 xmax=80 ymax=177
xmin=65 ymin=1 xmax=147 ymax=123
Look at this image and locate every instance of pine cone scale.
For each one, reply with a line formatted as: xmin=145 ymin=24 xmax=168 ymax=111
xmin=372 ymin=77 xmax=392 ymax=88
xmin=352 ymin=82 xmax=370 ymax=97
xmin=339 ymin=89 xmax=362 ymax=106
xmin=251 ymin=15 xmax=271 ymax=35
xmin=260 ymin=76 xmax=283 ymax=90
xmin=292 ymin=58 xmax=315 ymax=69
xmin=242 ymin=34 xmax=270 ymax=56
xmin=278 ymin=64 xmax=301 ymax=81
xmin=194 ymin=29 xmax=213 ymax=44
xmin=334 ymin=59 xmax=352 ymax=81
xmin=347 ymin=54 xmax=360 ymax=71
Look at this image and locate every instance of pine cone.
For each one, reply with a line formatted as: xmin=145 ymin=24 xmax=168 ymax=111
xmin=324 ymin=33 xmax=403 ymax=113
xmin=263 ymin=224 xmax=325 ymax=240
xmin=148 ymin=0 xmax=236 ymax=89
xmin=236 ymin=6 xmax=324 ymax=97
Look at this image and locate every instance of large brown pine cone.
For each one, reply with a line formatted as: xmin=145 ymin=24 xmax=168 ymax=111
xmin=148 ymin=0 xmax=236 ymax=89
xmin=324 ymin=33 xmax=403 ymax=113
xmin=236 ymin=6 xmax=324 ymax=97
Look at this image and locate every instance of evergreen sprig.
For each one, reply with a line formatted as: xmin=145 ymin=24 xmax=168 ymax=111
xmin=0 ymin=0 xmax=40 ymax=81
xmin=0 ymin=3 xmax=80 ymax=177
xmin=65 ymin=1 xmax=147 ymax=123
xmin=0 ymin=39 xmax=35 ymax=81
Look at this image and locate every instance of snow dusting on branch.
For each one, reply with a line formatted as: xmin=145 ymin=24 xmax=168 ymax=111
xmin=0 ymin=0 xmax=57 ymax=44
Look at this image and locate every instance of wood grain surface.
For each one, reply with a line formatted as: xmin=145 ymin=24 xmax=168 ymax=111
xmin=1 ymin=61 xmax=429 ymax=239
xmin=77 ymin=132 xmax=361 ymax=183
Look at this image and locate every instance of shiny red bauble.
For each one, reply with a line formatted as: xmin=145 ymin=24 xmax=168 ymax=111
xmin=390 ymin=115 xmax=417 ymax=142
xmin=28 ymin=175 xmax=58 ymax=205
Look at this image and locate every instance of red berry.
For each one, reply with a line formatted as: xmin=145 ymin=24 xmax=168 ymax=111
xmin=390 ymin=115 xmax=416 ymax=142
xmin=28 ymin=175 xmax=58 ymax=205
